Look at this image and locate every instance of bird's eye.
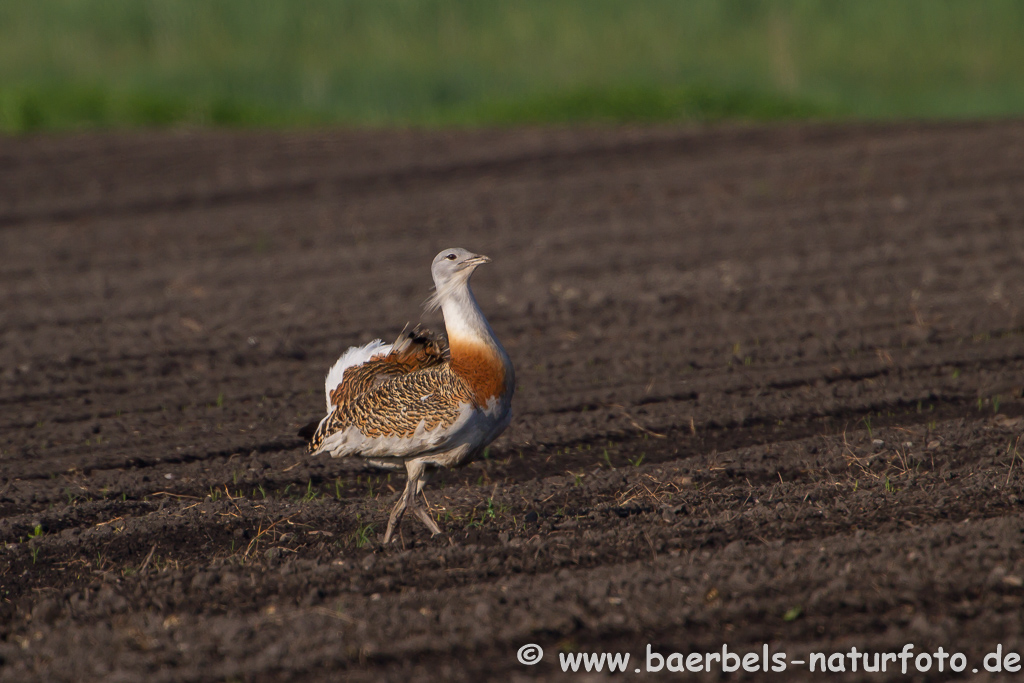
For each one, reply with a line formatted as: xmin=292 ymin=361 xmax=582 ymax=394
xmin=445 ymin=253 xmax=457 ymax=260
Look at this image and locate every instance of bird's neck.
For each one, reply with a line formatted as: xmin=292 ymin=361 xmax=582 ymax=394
xmin=441 ymin=284 xmax=512 ymax=406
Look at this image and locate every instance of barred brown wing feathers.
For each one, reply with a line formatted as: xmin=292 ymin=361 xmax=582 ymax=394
xmin=311 ymin=364 xmax=473 ymax=453
xmin=326 ymin=325 xmax=445 ymax=408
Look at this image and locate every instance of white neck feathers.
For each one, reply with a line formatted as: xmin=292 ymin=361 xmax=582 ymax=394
xmin=439 ymin=284 xmax=494 ymax=346
xmin=434 ymin=279 xmax=514 ymax=403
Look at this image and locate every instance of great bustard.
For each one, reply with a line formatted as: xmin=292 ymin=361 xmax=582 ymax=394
xmin=307 ymin=248 xmax=515 ymax=543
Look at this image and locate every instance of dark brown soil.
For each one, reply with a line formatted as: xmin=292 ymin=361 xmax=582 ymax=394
xmin=2 ymin=122 xmax=1024 ymax=682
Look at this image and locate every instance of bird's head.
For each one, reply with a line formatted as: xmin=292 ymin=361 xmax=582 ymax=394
xmin=426 ymin=248 xmax=490 ymax=310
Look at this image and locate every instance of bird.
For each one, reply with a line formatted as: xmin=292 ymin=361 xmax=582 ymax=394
xmin=306 ymin=248 xmax=515 ymax=543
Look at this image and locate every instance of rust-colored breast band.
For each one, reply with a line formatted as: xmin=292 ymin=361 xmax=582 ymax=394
xmin=448 ymin=339 xmax=506 ymax=405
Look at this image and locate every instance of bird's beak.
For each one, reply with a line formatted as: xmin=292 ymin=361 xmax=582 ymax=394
xmin=459 ymin=254 xmax=491 ymax=270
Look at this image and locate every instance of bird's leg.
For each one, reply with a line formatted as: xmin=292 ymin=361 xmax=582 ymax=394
xmin=405 ymin=460 xmax=441 ymax=536
xmin=414 ymin=471 xmax=430 ymax=496
xmin=412 ymin=495 xmax=441 ymax=536
xmin=382 ymin=488 xmax=409 ymax=544
xmin=411 ymin=469 xmax=441 ymax=534
xmin=384 ymin=460 xmax=436 ymax=543
xmin=383 ymin=467 xmax=418 ymax=544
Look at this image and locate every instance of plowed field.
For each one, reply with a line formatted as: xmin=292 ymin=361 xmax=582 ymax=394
xmin=2 ymin=122 xmax=1024 ymax=681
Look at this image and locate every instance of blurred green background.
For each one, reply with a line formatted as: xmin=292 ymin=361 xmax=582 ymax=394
xmin=2 ymin=0 xmax=1023 ymax=133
